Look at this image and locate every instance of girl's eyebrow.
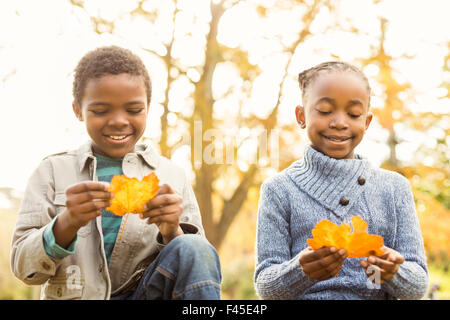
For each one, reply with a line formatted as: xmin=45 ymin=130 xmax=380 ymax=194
xmin=314 ymin=97 xmax=336 ymax=106
xmin=346 ymin=99 xmax=364 ymax=107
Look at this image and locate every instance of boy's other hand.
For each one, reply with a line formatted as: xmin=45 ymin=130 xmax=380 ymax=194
xmin=299 ymin=246 xmax=348 ymax=281
xmin=360 ymin=246 xmax=404 ymax=284
xmin=140 ymin=184 xmax=184 ymax=244
xmin=64 ymin=181 xmax=112 ymax=230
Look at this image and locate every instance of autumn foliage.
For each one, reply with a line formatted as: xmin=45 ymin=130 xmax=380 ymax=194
xmin=307 ymin=216 xmax=385 ymax=258
xmin=106 ymin=173 xmax=160 ymax=216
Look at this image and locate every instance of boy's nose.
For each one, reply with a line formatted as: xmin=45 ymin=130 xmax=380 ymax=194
xmin=108 ymin=113 xmax=129 ymax=127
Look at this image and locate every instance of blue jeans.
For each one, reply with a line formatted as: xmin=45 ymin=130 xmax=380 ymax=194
xmin=111 ymin=234 xmax=222 ymax=300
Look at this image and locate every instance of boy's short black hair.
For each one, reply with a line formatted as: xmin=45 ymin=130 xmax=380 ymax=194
xmin=73 ymin=46 xmax=151 ymax=106
xmin=298 ymin=61 xmax=371 ymax=107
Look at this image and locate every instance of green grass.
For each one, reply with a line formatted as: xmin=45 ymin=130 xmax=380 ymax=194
xmin=427 ymin=264 xmax=450 ymax=300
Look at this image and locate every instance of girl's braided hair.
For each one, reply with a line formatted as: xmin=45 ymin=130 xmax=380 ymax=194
xmin=73 ymin=46 xmax=151 ymax=106
xmin=298 ymin=61 xmax=371 ymax=106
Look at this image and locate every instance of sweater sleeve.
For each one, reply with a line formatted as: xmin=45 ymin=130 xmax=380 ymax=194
xmin=381 ymin=174 xmax=429 ymax=299
xmin=254 ymin=180 xmax=317 ymax=299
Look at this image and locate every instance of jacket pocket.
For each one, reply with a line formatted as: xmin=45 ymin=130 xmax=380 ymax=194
xmin=53 ymin=191 xmax=92 ymax=237
xmin=43 ymin=276 xmax=84 ymax=300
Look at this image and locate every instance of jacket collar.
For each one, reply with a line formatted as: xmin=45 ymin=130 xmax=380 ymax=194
xmin=286 ymin=144 xmax=373 ymax=218
xmin=75 ymin=140 xmax=159 ymax=173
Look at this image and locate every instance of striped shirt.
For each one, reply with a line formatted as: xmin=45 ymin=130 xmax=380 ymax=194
xmin=94 ymin=153 xmax=123 ymax=264
xmin=43 ymin=153 xmax=124 ymax=264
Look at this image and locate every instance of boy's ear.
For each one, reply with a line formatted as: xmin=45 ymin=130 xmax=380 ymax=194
xmin=295 ymin=105 xmax=306 ymax=129
xmin=72 ymin=102 xmax=83 ymax=121
xmin=365 ymin=112 xmax=373 ymax=130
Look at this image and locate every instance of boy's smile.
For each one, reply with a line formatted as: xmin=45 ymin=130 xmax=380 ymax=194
xmin=73 ymin=73 xmax=149 ymax=159
xmin=296 ymin=72 xmax=372 ymax=159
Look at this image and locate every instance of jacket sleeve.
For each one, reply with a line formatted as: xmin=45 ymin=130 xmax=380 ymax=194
xmin=10 ymin=158 xmax=61 ymax=285
xmin=43 ymin=216 xmax=77 ymax=259
xmin=381 ymin=174 xmax=429 ymax=299
xmin=254 ymin=180 xmax=317 ymax=299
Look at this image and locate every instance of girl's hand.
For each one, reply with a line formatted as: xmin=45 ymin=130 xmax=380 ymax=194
xmin=360 ymin=246 xmax=405 ymax=284
xmin=140 ymin=184 xmax=184 ymax=244
xmin=299 ymin=246 xmax=348 ymax=281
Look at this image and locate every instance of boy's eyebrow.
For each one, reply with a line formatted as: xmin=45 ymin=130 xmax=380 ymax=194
xmin=87 ymin=100 xmax=146 ymax=107
xmin=88 ymin=101 xmax=111 ymax=107
xmin=124 ymin=100 xmax=146 ymax=106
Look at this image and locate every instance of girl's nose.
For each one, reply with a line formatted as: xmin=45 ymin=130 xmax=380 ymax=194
xmin=329 ymin=113 xmax=348 ymax=130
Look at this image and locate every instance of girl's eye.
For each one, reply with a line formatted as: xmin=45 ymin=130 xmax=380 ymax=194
xmin=349 ymin=114 xmax=361 ymax=118
xmin=317 ymin=110 xmax=331 ymax=115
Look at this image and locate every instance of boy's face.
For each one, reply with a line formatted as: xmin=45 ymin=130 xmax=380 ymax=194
xmin=73 ymin=73 xmax=149 ymax=159
xmin=295 ymin=72 xmax=373 ymax=159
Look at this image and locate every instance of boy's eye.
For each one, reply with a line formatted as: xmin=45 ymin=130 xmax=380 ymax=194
xmin=90 ymin=110 xmax=107 ymax=115
xmin=317 ymin=110 xmax=331 ymax=115
xmin=349 ymin=113 xmax=362 ymax=118
xmin=128 ymin=109 xmax=144 ymax=114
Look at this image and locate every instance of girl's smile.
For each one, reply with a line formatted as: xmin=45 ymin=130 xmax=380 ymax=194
xmin=320 ymin=133 xmax=353 ymax=145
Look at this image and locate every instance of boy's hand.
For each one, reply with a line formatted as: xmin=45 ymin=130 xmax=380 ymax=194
xmin=64 ymin=181 xmax=113 ymax=229
xmin=140 ymin=184 xmax=184 ymax=244
xmin=360 ymin=246 xmax=405 ymax=284
xmin=299 ymin=246 xmax=348 ymax=281
xmin=53 ymin=181 xmax=112 ymax=249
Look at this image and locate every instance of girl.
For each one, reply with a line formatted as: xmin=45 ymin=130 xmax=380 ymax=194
xmin=254 ymin=61 xmax=428 ymax=300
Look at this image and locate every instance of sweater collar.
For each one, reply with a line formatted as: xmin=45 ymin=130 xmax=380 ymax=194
xmin=286 ymin=144 xmax=373 ymax=218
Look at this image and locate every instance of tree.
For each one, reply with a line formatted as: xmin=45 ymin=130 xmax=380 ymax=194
xmin=68 ymin=0 xmax=330 ymax=249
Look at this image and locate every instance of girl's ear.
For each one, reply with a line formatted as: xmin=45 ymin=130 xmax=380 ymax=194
xmin=72 ymin=102 xmax=83 ymax=121
xmin=295 ymin=105 xmax=306 ymax=129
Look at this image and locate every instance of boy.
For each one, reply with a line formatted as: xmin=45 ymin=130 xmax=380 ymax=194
xmin=11 ymin=46 xmax=222 ymax=300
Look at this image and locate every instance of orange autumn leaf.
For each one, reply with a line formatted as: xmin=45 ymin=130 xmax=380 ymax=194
xmin=307 ymin=216 xmax=385 ymax=258
xmin=106 ymin=172 xmax=160 ymax=216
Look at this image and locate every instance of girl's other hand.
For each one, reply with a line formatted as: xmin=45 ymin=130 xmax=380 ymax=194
xmin=360 ymin=246 xmax=405 ymax=284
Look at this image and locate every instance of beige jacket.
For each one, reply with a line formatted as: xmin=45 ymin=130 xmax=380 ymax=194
xmin=10 ymin=141 xmax=204 ymax=300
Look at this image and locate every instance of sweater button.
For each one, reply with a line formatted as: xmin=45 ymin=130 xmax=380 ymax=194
xmin=339 ymin=197 xmax=349 ymax=206
xmin=358 ymin=176 xmax=366 ymax=185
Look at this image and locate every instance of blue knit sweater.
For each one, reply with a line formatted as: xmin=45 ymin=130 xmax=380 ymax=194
xmin=254 ymin=145 xmax=428 ymax=300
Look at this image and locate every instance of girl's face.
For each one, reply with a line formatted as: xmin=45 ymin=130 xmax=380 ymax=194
xmin=296 ymin=72 xmax=373 ymax=159
xmin=73 ymin=73 xmax=149 ymax=159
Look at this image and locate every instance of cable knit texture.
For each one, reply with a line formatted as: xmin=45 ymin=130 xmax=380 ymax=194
xmin=254 ymin=145 xmax=428 ymax=300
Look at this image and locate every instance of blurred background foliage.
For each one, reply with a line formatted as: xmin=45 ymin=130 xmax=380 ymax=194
xmin=0 ymin=0 xmax=448 ymax=299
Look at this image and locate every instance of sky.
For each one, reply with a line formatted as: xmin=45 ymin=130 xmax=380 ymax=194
xmin=0 ymin=0 xmax=448 ymax=197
